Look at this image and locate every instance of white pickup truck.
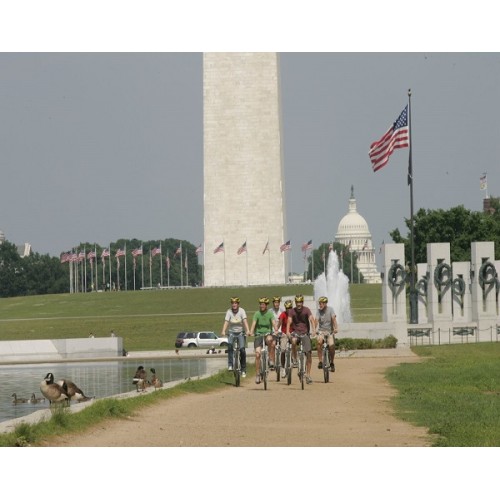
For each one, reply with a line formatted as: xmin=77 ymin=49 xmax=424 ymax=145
xmin=182 ymin=331 xmax=229 ymax=349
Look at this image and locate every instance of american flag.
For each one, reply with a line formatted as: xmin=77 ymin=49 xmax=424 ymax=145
xmin=101 ymin=249 xmax=110 ymax=258
xmin=214 ymin=242 xmax=224 ymax=254
xmin=70 ymin=253 xmax=78 ymax=262
xmin=166 ymin=256 xmax=171 ymax=269
xmin=195 ymin=244 xmax=203 ymax=255
xmin=151 ymin=247 xmax=161 ymax=257
xmin=301 ymin=240 xmax=313 ymax=252
xmin=78 ymin=251 xmax=86 ymax=261
xmin=116 ymin=249 xmax=125 ymax=257
xmin=237 ymin=241 xmax=247 ymax=255
xmin=369 ymin=105 xmax=409 ymax=172
xmin=262 ymin=240 xmax=269 ymax=255
xmin=175 ymin=246 xmax=182 ymax=257
xmin=280 ymin=240 xmax=291 ymax=252
xmin=87 ymin=250 xmax=96 ymax=260
xmin=60 ymin=252 xmax=70 ymax=263
xmin=131 ymin=247 xmax=143 ymax=257
xmin=480 ymin=173 xmax=487 ymax=191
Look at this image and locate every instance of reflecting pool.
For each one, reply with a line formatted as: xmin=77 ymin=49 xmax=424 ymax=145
xmin=1 ymin=356 xmax=225 ymax=425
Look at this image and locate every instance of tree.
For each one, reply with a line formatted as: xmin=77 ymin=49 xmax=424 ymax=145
xmin=390 ymin=204 xmax=500 ymax=264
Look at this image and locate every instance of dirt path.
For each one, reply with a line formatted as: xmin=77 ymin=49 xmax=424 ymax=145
xmin=42 ymin=353 xmax=431 ymax=447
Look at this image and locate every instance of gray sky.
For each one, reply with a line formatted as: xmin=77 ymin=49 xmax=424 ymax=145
xmin=1 ymin=52 xmax=498 ymax=272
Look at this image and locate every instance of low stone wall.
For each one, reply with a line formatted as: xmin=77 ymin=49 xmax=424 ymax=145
xmin=0 ymin=337 xmax=124 ymax=363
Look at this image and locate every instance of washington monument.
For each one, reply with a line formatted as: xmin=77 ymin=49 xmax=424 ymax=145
xmin=203 ymin=53 xmax=287 ymax=286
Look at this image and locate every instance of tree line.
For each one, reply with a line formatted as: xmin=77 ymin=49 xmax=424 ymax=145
xmin=0 ymin=238 xmax=203 ymax=298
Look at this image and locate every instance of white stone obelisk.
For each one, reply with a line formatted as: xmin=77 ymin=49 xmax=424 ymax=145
xmin=203 ymin=53 xmax=287 ymax=286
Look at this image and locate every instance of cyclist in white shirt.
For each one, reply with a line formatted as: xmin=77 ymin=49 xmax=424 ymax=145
xmin=221 ymin=297 xmax=250 ymax=378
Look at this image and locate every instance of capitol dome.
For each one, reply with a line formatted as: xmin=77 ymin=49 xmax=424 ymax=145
xmin=335 ymin=186 xmax=381 ymax=284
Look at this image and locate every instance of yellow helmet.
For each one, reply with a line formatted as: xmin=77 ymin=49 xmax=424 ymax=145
xmin=295 ymin=294 xmax=304 ymax=303
xmin=272 ymin=296 xmax=281 ymax=302
xmin=258 ymin=297 xmax=270 ymax=305
xmin=318 ymin=296 xmax=328 ymax=304
xmin=230 ymin=297 xmax=240 ymax=304
xmin=284 ymin=300 xmax=293 ymax=309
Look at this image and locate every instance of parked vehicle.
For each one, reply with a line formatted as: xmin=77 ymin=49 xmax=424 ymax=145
xmin=181 ymin=331 xmax=229 ymax=349
xmin=175 ymin=332 xmax=196 ymax=348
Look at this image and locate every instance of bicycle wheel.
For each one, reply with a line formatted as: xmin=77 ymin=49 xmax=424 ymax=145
xmin=299 ymin=350 xmax=305 ymax=390
xmin=285 ymin=349 xmax=292 ymax=385
xmin=275 ymin=346 xmax=281 ymax=382
xmin=322 ymin=347 xmax=329 ymax=383
xmin=262 ymin=350 xmax=268 ymax=390
xmin=233 ymin=346 xmax=240 ymax=387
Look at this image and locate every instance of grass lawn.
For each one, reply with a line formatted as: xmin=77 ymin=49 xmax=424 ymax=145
xmin=0 ymin=283 xmax=382 ymax=350
xmin=386 ymin=343 xmax=500 ymax=446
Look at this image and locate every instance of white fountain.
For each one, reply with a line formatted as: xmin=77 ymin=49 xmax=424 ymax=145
xmin=314 ymin=250 xmax=352 ymax=324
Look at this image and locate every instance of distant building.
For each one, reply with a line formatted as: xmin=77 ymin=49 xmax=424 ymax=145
xmin=335 ymin=187 xmax=382 ymax=284
xmin=0 ymin=229 xmax=32 ymax=257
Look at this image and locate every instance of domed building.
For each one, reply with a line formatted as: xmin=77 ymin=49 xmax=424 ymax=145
xmin=335 ymin=186 xmax=381 ymax=284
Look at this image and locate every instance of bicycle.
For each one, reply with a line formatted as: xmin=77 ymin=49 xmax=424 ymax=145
xmin=296 ymin=334 xmax=306 ymax=390
xmin=320 ymin=332 xmax=332 ymax=383
xmin=231 ymin=334 xmax=245 ymax=387
xmin=274 ymin=332 xmax=282 ymax=382
xmin=258 ymin=334 xmax=269 ymax=390
xmin=284 ymin=336 xmax=293 ymax=385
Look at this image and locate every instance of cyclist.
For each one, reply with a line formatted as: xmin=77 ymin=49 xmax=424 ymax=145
xmin=269 ymin=296 xmax=284 ymax=366
xmin=221 ymin=297 xmax=250 ymax=378
xmin=277 ymin=299 xmax=294 ymax=378
xmin=270 ymin=296 xmax=284 ymax=323
xmin=249 ymin=297 xmax=277 ymax=384
xmin=315 ymin=296 xmax=338 ymax=372
xmin=286 ymin=294 xmax=315 ymax=384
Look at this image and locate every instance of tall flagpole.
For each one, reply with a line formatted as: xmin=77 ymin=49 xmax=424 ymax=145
xmin=408 ymin=88 xmax=418 ymax=324
xmin=159 ymin=242 xmax=163 ymax=287
xmin=124 ymin=242 xmax=127 ymax=291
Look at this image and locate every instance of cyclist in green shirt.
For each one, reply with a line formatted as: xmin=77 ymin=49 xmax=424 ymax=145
xmin=249 ymin=297 xmax=277 ymax=384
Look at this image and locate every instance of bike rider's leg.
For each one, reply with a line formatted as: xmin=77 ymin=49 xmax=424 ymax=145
xmin=291 ymin=335 xmax=298 ymax=367
xmin=240 ymin=334 xmax=247 ymax=374
xmin=267 ymin=334 xmax=276 ymax=369
xmin=328 ymin=333 xmax=335 ymax=372
xmin=280 ymin=335 xmax=287 ymax=374
xmin=317 ymin=333 xmax=324 ymax=369
xmin=254 ymin=337 xmax=262 ymax=384
xmin=227 ymin=333 xmax=234 ymax=370
xmin=303 ymin=334 xmax=313 ymax=383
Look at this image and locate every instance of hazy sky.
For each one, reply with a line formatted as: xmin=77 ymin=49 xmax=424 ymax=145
xmin=1 ymin=52 xmax=498 ymax=272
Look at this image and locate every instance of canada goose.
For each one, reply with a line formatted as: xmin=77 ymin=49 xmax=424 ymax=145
xmin=56 ymin=379 xmax=93 ymax=403
xmin=30 ymin=393 xmax=46 ymax=404
xmin=132 ymin=365 xmax=148 ymax=392
xmin=150 ymin=368 xmax=162 ymax=389
xmin=40 ymin=372 xmax=70 ymax=405
xmin=11 ymin=393 xmax=29 ymax=404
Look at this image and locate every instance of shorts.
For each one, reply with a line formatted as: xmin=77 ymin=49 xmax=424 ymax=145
xmin=316 ymin=331 xmax=335 ymax=347
xmin=292 ymin=333 xmax=312 ymax=353
xmin=254 ymin=333 xmax=272 ymax=349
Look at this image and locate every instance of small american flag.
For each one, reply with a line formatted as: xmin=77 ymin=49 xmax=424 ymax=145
xmin=60 ymin=253 xmax=70 ymax=263
xmin=174 ymin=246 xmax=182 ymax=257
xmin=131 ymin=247 xmax=143 ymax=257
xmin=116 ymin=249 xmax=125 ymax=258
xmin=237 ymin=241 xmax=247 ymax=255
xmin=151 ymin=247 xmax=161 ymax=257
xmin=369 ymin=105 xmax=409 ymax=172
xmin=101 ymin=249 xmax=110 ymax=258
xmin=301 ymin=240 xmax=313 ymax=252
xmin=87 ymin=250 xmax=96 ymax=260
xmin=214 ymin=242 xmax=224 ymax=254
xmin=166 ymin=256 xmax=171 ymax=269
xmin=280 ymin=240 xmax=291 ymax=252
xmin=78 ymin=251 xmax=86 ymax=261
xmin=195 ymin=244 xmax=203 ymax=255
xmin=480 ymin=173 xmax=487 ymax=191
